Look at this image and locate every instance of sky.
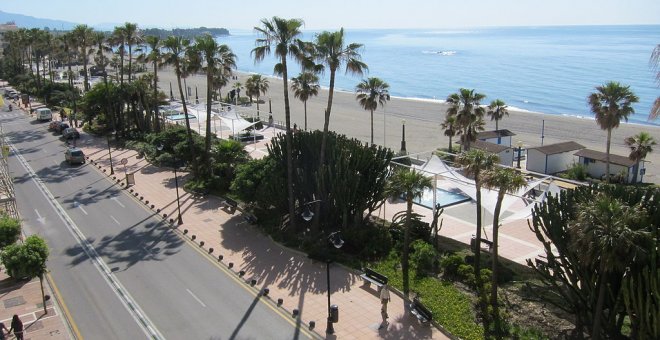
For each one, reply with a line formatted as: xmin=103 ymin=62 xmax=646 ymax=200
xmin=2 ymin=0 xmax=660 ymax=30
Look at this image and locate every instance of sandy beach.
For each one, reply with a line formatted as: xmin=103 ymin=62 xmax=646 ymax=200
xmin=155 ymin=67 xmax=660 ymax=184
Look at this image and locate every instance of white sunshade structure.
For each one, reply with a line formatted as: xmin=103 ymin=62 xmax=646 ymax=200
xmin=411 ymin=155 xmax=558 ymax=222
xmin=162 ymin=101 xmax=260 ymax=137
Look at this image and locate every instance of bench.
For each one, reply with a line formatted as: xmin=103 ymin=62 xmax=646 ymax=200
xmin=222 ymin=198 xmax=238 ymax=214
xmin=360 ymin=268 xmax=388 ymax=289
xmin=470 ymin=236 xmax=493 ymax=253
xmin=409 ymin=297 xmax=432 ymax=324
xmin=191 ymin=187 xmax=210 ymax=198
xmin=243 ymin=213 xmax=258 ymax=225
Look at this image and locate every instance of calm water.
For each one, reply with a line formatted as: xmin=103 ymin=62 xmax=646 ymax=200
xmin=217 ymin=25 xmax=660 ymax=126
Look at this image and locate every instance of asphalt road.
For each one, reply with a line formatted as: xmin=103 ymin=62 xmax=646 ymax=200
xmin=2 ymin=107 xmax=314 ymax=339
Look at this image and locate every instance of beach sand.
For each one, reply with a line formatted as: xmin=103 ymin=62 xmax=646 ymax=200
xmin=155 ymin=67 xmax=660 ymax=184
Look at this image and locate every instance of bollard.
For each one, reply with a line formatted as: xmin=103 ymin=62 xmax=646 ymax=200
xmin=292 ymin=309 xmax=299 ymax=317
xmin=239 ymin=270 xmax=245 ymax=277
xmin=130 ymin=189 xmax=134 ymax=193
xmin=183 ymin=229 xmax=188 ymax=234
xmin=277 ymin=298 xmax=283 ymax=306
xmin=191 ymin=235 xmax=196 ymax=241
xmin=250 ymin=279 xmax=257 ymax=286
xmin=199 ymin=240 xmax=204 ymax=246
xmin=228 ymin=262 xmax=234 ymax=269
xmin=218 ymin=254 xmax=223 ymax=261
xmin=169 ymin=218 xmax=174 ymax=223
xmin=208 ymin=248 xmax=214 ymax=253
xmin=145 ymin=200 xmax=149 ymax=204
xmin=309 ymin=321 xmax=315 ymax=330
xmin=156 ymin=208 xmax=160 ymax=213
xmin=140 ymin=196 xmax=143 ymax=200
xmin=262 ymin=288 xmax=269 ymax=296
xmin=151 ymin=204 xmax=155 ymax=209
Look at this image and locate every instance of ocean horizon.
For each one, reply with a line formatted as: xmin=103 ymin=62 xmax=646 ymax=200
xmin=217 ymin=25 xmax=660 ymax=127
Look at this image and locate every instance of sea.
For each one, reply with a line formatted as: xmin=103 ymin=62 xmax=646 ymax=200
xmin=216 ymin=25 xmax=660 ymax=126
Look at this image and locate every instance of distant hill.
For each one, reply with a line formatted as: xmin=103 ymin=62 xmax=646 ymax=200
xmin=0 ymin=10 xmax=78 ymax=30
xmin=142 ymin=27 xmax=230 ymax=39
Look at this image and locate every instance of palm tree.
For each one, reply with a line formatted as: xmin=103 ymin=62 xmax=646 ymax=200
xmin=123 ymin=23 xmax=142 ymax=83
xmin=571 ymin=195 xmax=650 ymax=339
xmin=232 ymin=82 xmax=243 ymax=104
xmin=447 ymin=88 xmax=487 ymax=151
xmin=441 ymin=115 xmax=458 ymax=153
xmin=456 ymin=149 xmax=497 ymax=290
xmin=650 ymin=45 xmax=659 ymax=121
xmin=385 ymin=168 xmax=432 ymax=297
xmin=109 ymin=26 xmax=126 ymax=84
xmin=252 ymin=17 xmax=305 ymax=230
xmin=588 ymin=81 xmax=639 ymax=183
xmin=482 ymin=166 xmax=525 ymax=333
xmin=486 ymin=99 xmax=509 ymax=132
xmin=290 ymin=72 xmax=320 ymax=131
xmin=625 ymin=131 xmax=656 ymax=183
xmin=190 ymin=34 xmax=237 ymax=160
xmin=163 ymin=35 xmax=195 ymax=154
xmin=72 ymin=24 xmax=94 ymax=92
xmin=139 ymin=35 xmax=164 ymax=131
xmin=245 ymin=74 xmax=269 ymax=118
xmin=355 ymin=77 xmax=390 ymax=145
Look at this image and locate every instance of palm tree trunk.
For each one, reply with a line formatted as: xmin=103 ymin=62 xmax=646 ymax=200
xmin=205 ymin=69 xmax=213 ymax=161
xmin=605 ymin=129 xmax=612 ymax=183
xmin=632 ymin=162 xmax=639 ymax=184
xmin=315 ymin=68 xmax=337 ymax=232
xmin=154 ymin=62 xmax=160 ymax=132
xmin=40 ymin=275 xmax=47 ymax=314
xmin=128 ymin=45 xmax=133 ymax=83
xmin=175 ymin=61 xmax=194 ymax=158
xmin=82 ymin=47 xmax=89 ymax=91
xmin=403 ymin=197 xmax=412 ymax=297
xmin=304 ymin=100 xmax=308 ymax=131
xmin=281 ymin=57 xmax=296 ymax=232
xmin=592 ymin=268 xmax=608 ymax=339
xmin=370 ymin=109 xmax=374 ymax=145
xmin=491 ymin=191 xmax=506 ymax=335
xmin=448 ymin=136 xmax=452 ymax=153
xmin=256 ymin=95 xmax=260 ymax=119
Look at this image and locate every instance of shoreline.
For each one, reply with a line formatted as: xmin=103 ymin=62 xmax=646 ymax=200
xmin=155 ymin=67 xmax=660 ymax=184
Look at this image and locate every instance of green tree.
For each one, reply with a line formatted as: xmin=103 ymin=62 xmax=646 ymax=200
xmin=486 ymin=99 xmax=509 ymax=132
xmin=441 ymin=114 xmax=458 ymax=153
xmin=482 ymin=166 xmax=525 ymax=335
xmin=625 ymin=131 xmax=656 ymax=184
xmin=1 ymin=235 xmax=50 ymax=314
xmin=122 ymin=22 xmax=142 ymax=83
xmin=385 ymin=168 xmax=432 ymax=296
xmin=290 ymin=72 xmax=319 ymax=131
xmin=0 ymin=215 xmax=21 ymax=249
xmin=446 ymin=89 xmax=487 ymax=151
xmin=245 ymin=74 xmax=269 ymax=118
xmin=252 ymin=17 xmax=305 ymax=231
xmin=72 ymin=24 xmax=95 ymax=92
xmin=163 ymin=36 xmax=195 ymax=157
xmin=588 ymin=81 xmax=639 ymax=183
xmin=139 ymin=35 xmax=164 ymax=131
xmin=355 ymin=77 xmax=390 ymax=145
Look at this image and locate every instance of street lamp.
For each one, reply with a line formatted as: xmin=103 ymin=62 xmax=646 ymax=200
xmin=169 ymin=82 xmax=174 ymax=101
xmin=516 ymin=140 xmax=523 ymax=169
xmin=268 ymin=97 xmax=272 ymax=114
xmin=400 ymin=119 xmax=407 ymax=154
xmin=157 ymin=144 xmax=183 ymax=225
xmin=106 ymin=131 xmax=115 ymax=175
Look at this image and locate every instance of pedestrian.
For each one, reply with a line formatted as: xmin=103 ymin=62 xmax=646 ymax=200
xmin=0 ymin=321 xmax=8 ymax=340
xmin=60 ymin=108 xmax=67 ymax=121
xmin=293 ymin=123 xmax=298 ymax=133
xmin=8 ymin=314 xmax=23 ymax=340
xmin=379 ymin=284 xmax=391 ymax=329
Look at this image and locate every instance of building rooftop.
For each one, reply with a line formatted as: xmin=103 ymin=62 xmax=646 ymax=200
xmin=529 ymin=141 xmax=584 ymax=155
xmin=477 ymin=129 xmax=516 ymax=140
xmin=466 ymin=139 xmax=511 ymax=154
xmin=574 ymin=149 xmax=636 ymax=167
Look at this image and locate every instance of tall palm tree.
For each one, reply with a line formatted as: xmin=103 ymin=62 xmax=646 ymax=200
xmin=245 ymin=74 xmax=269 ymax=118
xmin=252 ymin=17 xmax=305 ymax=230
xmin=109 ymin=26 xmax=127 ymax=84
xmin=456 ymin=149 xmax=497 ymax=291
xmin=625 ymin=131 xmax=656 ymax=184
xmin=441 ymin=114 xmax=458 ymax=153
xmin=163 ymin=35 xmax=195 ymax=154
xmin=290 ymin=72 xmax=319 ymax=131
xmin=313 ymin=29 xmax=368 ymax=171
xmin=139 ymin=35 xmax=164 ymax=131
xmin=482 ymin=166 xmax=525 ymax=333
xmin=190 ymin=34 xmax=237 ymax=159
xmin=588 ymin=81 xmax=639 ymax=183
xmin=650 ymin=45 xmax=659 ymax=121
xmin=447 ymin=88 xmax=487 ymax=151
xmin=486 ymin=99 xmax=509 ymax=132
xmin=355 ymin=77 xmax=390 ymax=145
xmin=385 ymin=168 xmax=432 ymax=297
xmin=571 ymin=195 xmax=649 ymax=339
xmin=123 ymin=23 xmax=142 ymax=83
xmin=72 ymin=24 xmax=95 ymax=92
xmin=232 ymin=82 xmax=243 ymax=104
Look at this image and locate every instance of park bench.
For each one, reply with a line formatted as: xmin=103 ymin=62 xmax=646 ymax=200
xmin=470 ymin=236 xmax=493 ymax=253
xmin=222 ymin=198 xmax=238 ymax=214
xmin=409 ymin=297 xmax=433 ymax=324
xmin=191 ymin=187 xmax=210 ymax=198
xmin=360 ymin=267 xmax=388 ymax=290
xmin=243 ymin=213 xmax=258 ymax=225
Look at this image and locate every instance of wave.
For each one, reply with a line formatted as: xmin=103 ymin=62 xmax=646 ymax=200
xmin=422 ymin=50 xmax=457 ymax=56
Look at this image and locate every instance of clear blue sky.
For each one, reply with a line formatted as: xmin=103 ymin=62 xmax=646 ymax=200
xmin=2 ymin=0 xmax=659 ymax=30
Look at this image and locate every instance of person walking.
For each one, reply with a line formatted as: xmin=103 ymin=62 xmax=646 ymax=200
xmin=8 ymin=314 xmax=23 ymax=340
xmin=379 ymin=284 xmax=391 ymax=329
xmin=0 ymin=321 xmax=8 ymax=340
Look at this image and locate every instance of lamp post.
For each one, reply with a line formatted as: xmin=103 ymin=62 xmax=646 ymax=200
xmin=157 ymin=144 xmax=183 ymax=225
xmin=301 ymin=202 xmax=343 ymax=334
xmin=169 ymin=82 xmax=174 ymax=101
xmin=106 ymin=131 xmax=114 ymax=175
xmin=516 ymin=140 xmax=523 ymax=169
xmin=195 ymin=86 xmax=199 ymax=104
xmin=400 ymin=119 xmax=407 ymax=154
xmin=268 ymin=97 xmax=272 ymax=114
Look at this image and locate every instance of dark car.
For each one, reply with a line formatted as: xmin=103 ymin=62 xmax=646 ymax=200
xmin=48 ymin=121 xmax=61 ymax=130
xmin=62 ymin=128 xmax=80 ymax=140
xmin=64 ymin=147 xmax=85 ymax=164
xmin=54 ymin=122 xmax=70 ymax=134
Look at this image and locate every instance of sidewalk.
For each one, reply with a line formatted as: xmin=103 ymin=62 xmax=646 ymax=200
xmin=77 ymin=129 xmax=453 ymax=339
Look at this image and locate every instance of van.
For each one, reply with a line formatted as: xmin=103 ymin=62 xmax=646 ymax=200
xmin=36 ymin=108 xmax=53 ymax=121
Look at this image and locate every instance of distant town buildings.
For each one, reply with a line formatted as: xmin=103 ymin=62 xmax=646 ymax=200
xmin=0 ymin=22 xmax=19 ymax=55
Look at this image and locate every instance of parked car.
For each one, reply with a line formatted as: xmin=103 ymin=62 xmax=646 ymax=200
xmin=54 ymin=122 xmax=70 ymax=134
xmin=35 ymin=108 xmax=53 ymax=121
xmin=64 ymin=148 xmax=85 ymax=164
xmin=62 ymin=128 xmax=80 ymax=140
xmin=48 ymin=121 xmax=61 ymax=130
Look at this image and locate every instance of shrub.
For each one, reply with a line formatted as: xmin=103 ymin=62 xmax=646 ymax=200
xmin=0 ymin=215 xmax=21 ymax=249
xmin=441 ymin=254 xmax=464 ymax=278
xmin=563 ymin=162 xmax=588 ymax=181
xmin=411 ymin=240 xmax=436 ymax=276
xmin=458 ymin=264 xmax=475 ymax=286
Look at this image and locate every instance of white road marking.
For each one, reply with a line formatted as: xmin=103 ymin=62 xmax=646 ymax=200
xmin=74 ymin=201 xmax=88 ymax=215
xmin=111 ymin=197 xmax=125 ymax=208
xmin=34 ymin=209 xmax=46 ymax=224
xmin=186 ymin=289 xmax=207 ymax=307
xmin=110 ymin=215 xmax=120 ymax=225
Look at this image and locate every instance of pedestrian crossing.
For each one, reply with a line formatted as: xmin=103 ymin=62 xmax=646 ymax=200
xmin=0 ymin=112 xmax=25 ymax=119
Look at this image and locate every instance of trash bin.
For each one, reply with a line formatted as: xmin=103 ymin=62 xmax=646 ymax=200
xmin=330 ymin=304 xmax=339 ymax=323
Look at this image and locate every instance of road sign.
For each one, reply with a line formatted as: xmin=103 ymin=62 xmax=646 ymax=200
xmin=120 ymin=158 xmax=128 ymax=165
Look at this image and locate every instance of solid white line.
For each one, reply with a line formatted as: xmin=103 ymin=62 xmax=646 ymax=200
xmin=78 ymin=205 xmax=88 ymax=215
xmin=186 ymin=289 xmax=207 ymax=307
xmin=9 ymin=141 xmax=165 ymax=340
xmin=110 ymin=215 xmax=120 ymax=225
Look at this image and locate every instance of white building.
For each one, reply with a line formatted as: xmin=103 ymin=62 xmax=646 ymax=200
xmin=476 ymin=129 xmax=516 ymax=147
xmin=526 ymin=141 xmax=584 ymax=175
xmin=574 ymin=149 xmax=646 ymax=183
xmin=467 ymin=140 xmax=514 ymax=167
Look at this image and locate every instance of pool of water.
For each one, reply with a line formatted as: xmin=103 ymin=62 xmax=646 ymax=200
xmin=412 ymin=187 xmax=471 ymax=209
xmin=167 ymin=113 xmax=197 ymax=120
